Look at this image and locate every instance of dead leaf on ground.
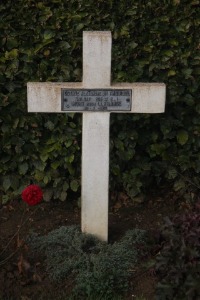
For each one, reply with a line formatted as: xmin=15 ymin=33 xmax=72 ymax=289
xmin=33 ymin=273 xmax=42 ymax=282
xmin=16 ymin=233 xmax=25 ymax=249
xmin=17 ymin=254 xmax=31 ymax=274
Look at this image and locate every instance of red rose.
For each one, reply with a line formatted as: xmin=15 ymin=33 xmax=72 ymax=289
xmin=21 ymin=185 xmax=43 ymax=206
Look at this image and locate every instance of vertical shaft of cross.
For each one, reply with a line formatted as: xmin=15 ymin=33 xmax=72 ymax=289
xmin=83 ymin=31 xmax=111 ymax=88
xmin=81 ymin=32 xmax=112 ymax=241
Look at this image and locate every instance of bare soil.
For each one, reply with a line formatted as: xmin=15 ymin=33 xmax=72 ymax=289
xmin=0 ymin=191 xmax=180 ymax=300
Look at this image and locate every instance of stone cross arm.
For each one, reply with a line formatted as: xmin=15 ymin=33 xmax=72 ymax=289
xmin=27 ymin=81 xmax=165 ymax=114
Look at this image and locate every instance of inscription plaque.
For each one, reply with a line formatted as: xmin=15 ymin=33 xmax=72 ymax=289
xmin=61 ymin=89 xmax=132 ymax=111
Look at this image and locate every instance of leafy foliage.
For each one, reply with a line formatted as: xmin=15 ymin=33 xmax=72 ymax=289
xmin=155 ymin=203 xmax=200 ymax=300
xmin=0 ymin=0 xmax=200 ymax=202
xmin=27 ymin=226 xmax=148 ymax=299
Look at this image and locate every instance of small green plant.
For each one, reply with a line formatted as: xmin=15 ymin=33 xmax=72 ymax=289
xmin=27 ymin=226 xmax=148 ymax=299
xmin=155 ymin=202 xmax=200 ymax=300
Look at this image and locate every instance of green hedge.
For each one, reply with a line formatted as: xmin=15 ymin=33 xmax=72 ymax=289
xmin=0 ymin=0 xmax=200 ymax=203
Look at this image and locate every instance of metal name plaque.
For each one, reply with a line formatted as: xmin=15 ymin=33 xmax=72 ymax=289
xmin=61 ymin=89 xmax=132 ymax=111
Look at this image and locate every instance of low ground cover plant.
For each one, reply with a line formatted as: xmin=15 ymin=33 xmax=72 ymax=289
xmin=27 ymin=226 xmax=149 ymax=299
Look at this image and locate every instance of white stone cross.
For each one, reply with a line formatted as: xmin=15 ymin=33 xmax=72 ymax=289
xmin=27 ymin=31 xmax=166 ymax=241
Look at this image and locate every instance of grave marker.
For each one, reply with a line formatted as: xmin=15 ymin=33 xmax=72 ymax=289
xmin=27 ymin=31 xmax=166 ymax=241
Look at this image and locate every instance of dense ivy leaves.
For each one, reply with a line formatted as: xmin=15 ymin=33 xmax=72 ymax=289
xmin=0 ymin=0 xmax=200 ymax=203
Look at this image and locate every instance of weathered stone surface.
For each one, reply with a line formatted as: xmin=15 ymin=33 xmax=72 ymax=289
xmin=27 ymin=82 xmax=165 ymax=113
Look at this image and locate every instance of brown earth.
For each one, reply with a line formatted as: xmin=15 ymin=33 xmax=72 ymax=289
xmin=0 ymin=191 xmax=183 ymax=300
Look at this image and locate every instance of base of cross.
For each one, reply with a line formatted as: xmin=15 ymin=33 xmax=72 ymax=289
xmin=27 ymin=31 xmax=166 ymax=241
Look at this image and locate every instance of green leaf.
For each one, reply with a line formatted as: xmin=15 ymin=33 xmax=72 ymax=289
xmin=33 ymin=161 xmax=46 ymax=171
xmin=173 ymin=179 xmax=185 ymax=191
xmin=150 ymin=143 xmax=166 ymax=155
xmin=43 ymin=30 xmax=55 ymax=40
xmin=3 ymin=177 xmax=11 ymax=191
xmin=182 ymin=68 xmax=192 ymax=78
xmin=63 ymin=182 xmax=69 ymax=191
xmin=51 ymin=161 xmax=60 ymax=170
xmin=167 ymin=167 xmax=178 ymax=179
xmin=6 ymin=37 xmax=19 ymax=49
xmin=131 ymin=168 xmax=141 ymax=176
xmin=112 ymin=165 xmax=120 ymax=176
xmin=69 ymin=122 xmax=76 ymax=128
xmin=34 ymin=170 xmax=44 ymax=181
xmin=5 ymin=49 xmax=18 ymax=60
xmin=59 ymin=41 xmax=71 ymax=49
xmin=115 ymin=140 xmax=124 ymax=151
xmin=11 ymin=176 xmax=20 ymax=190
xmin=76 ymin=23 xmax=84 ymax=31
xmin=45 ymin=121 xmax=54 ymax=130
xmin=34 ymin=40 xmax=53 ymax=54
xmin=43 ymin=188 xmax=53 ymax=202
xmin=130 ymin=41 xmax=138 ymax=49
xmin=43 ymin=176 xmax=49 ymax=184
xmin=70 ymin=180 xmax=79 ymax=192
xmin=40 ymin=154 xmax=49 ymax=162
xmin=68 ymin=154 xmax=74 ymax=164
xmin=60 ymin=191 xmax=67 ymax=201
xmin=164 ymin=50 xmax=174 ymax=57
xmin=65 ymin=140 xmax=73 ymax=148
xmin=2 ymin=195 xmax=9 ymax=205
xmin=13 ymin=118 xmax=19 ymax=129
xmin=177 ymin=130 xmax=189 ymax=145
xmin=19 ymin=162 xmax=29 ymax=175
xmin=168 ymin=70 xmax=176 ymax=76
